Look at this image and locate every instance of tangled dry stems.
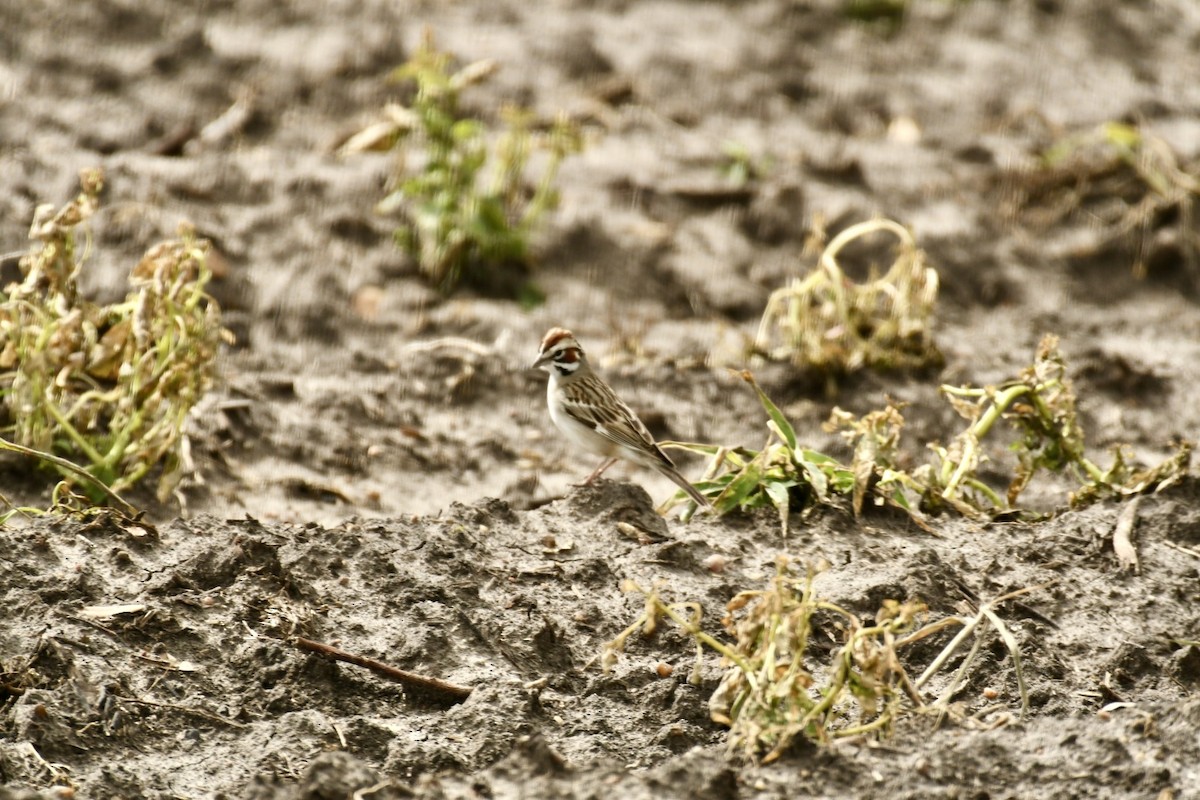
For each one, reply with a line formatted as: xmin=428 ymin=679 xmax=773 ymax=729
xmin=605 ymin=558 xmax=1039 ymax=763
xmin=830 ymin=334 xmax=1193 ymax=520
xmin=755 ymin=218 xmax=943 ymax=382
xmin=1014 ymin=122 xmax=1200 ymax=282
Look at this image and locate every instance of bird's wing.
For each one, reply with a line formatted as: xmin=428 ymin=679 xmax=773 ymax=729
xmin=560 ymin=378 xmax=675 ymax=468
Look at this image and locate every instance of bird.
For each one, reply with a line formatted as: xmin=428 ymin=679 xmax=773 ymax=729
xmin=532 ymin=327 xmax=711 ymax=508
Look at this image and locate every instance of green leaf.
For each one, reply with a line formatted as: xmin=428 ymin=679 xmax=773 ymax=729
xmin=889 ymin=485 xmax=912 ymax=511
xmin=797 ymin=456 xmax=829 ymax=500
xmin=740 ymin=371 xmax=797 ymax=450
xmin=765 ymin=480 xmax=793 ymax=536
xmin=703 ymin=474 xmax=737 ymax=491
xmin=798 ymin=448 xmax=839 ymax=467
xmin=800 ymin=449 xmax=854 ymax=495
xmin=1101 ymin=121 xmax=1141 ymax=152
xmin=829 ymin=469 xmax=856 ymax=494
xmin=717 ymin=460 xmax=765 ymax=512
xmin=764 ymin=479 xmax=795 ymax=509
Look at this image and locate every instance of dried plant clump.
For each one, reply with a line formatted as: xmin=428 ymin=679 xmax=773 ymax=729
xmin=342 ymin=29 xmax=581 ymax=297
xmin=829 ymin=334 xmax=1192 ymax=520
xmin=709 ymin=560 xmax=927 ymax=760
xmin=1010 ymin=122 xmax=1200 ymax=287
xmin=0 ymin=168 xmax=228 ymax=508
xmin=605 ymin=559 xmax=1037 ymax=763
xmin=664 ymin=335 xmax=1189 ymax=531
xmin=755 ymin=218 xmax=942 ymax=382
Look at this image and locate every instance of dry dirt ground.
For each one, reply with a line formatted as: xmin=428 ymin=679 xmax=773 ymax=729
xmin=2 ymin=1 xmax=1200 ymax=798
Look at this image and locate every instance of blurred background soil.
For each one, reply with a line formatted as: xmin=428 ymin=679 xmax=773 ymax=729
xmin=1 ymin=1 xmax=1198 ymax=798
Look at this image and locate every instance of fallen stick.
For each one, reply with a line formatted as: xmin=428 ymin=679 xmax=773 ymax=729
xmin=293 ymin=637 xmax=473 ymax=703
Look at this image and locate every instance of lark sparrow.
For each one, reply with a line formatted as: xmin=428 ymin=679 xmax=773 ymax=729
xmin=532 ymin=327 xmax=711 ymax=508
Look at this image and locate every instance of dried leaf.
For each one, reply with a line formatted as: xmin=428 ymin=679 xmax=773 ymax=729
xmin=79 ymin=603 xmax=147 ymax=620
xmin=1113 ymin=496 xmax=1141 ymax=574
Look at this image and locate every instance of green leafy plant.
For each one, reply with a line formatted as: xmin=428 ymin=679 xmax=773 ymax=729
xmin=843 ymin=0 xmax=908 ymax=32
xmin=605 ymin=558 xmax=1036 ymax=762
xmin=346 ymin=30 xmax=581 ymax=294
xmin=754 ymin=218 xmax=942 ymax=388
xmin=662 ymin=371 xmax=854 ymax=534
xmin=0 ymin=168 xmax=227 ymax=507
xmin=843 ymin=0 xmax=973 ymax=34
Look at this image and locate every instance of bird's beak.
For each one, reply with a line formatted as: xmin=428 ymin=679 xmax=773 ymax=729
xmin=531 ymin=351 xmax=551 ymax=370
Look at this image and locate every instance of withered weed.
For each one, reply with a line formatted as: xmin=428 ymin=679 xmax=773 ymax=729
xmin=1013 ymin=121 xmax=1199 ymax=283
xmin=755 ymin=218 xmax=942 ymax=388
xmin=0 ymin=168 xmax=227 ymax=511
xmin=665 ymin=335 xmax=1189 ymax=530
xmin=829 ymin=334 xmax=1192 ymax=520
xmin=605 ymin=558 xmax=1038 ymax=762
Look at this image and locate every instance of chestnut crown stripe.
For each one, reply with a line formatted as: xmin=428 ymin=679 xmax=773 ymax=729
xmin=539 ymin=327 xmax=579 ymax=355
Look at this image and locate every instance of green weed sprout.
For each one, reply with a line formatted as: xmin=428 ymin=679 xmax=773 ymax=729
xmin=605 ymin=559 xmax=1037 ymax=762
xmin=755 ymin=218 xmax=942 ymax=385
xmin=717 ymin=141 xmax=770 ymax=188
xmin=348 ymin=30 xmax=581 ymax=294
xmin=662 ymin=371 xmax=854 ymax=534
xmin=829 ymin=334 xmax=1193 ymax=519
xmin=0 ymin=168 xmax=227 ymax=506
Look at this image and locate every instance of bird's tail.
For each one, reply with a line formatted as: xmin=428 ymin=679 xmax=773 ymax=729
xmin=658 ymin=464 xmax=712 ymax=509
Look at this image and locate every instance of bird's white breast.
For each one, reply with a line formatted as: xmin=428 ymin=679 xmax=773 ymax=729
xmin=547 ymin=374 xmax=617 ymax=457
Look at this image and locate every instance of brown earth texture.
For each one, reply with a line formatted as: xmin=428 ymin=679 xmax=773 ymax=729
xmin=3 ymin=1 xmax=1200 ymax=798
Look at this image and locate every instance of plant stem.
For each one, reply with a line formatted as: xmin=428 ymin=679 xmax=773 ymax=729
xmin=941 ymin=433 xmax=978 ymax=500
xmin=0 ymin=437 xmax=138 ymax=515
xmin=42 ymin=398 xmax=105 ymax=465
xmin=915 ymin=614 xmax=976 ymax=689
xmin=654 ymin=599 xmax=755 ymax=676
xmin=962 ymin=477 xmax=1006 ymax=509
xmin=970 ymin=383 xmax=1031 ymax=440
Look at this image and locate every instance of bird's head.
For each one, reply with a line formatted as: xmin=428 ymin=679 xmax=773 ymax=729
xmin=533 ymin=327 xmax=586 ymax=376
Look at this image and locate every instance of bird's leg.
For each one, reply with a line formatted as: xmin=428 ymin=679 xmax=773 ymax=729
xmin=576 ymin=457 xmax=618 ymax=486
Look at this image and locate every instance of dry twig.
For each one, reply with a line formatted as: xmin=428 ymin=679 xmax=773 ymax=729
xmin=293 ymin=636 xmax=472 ymax=703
